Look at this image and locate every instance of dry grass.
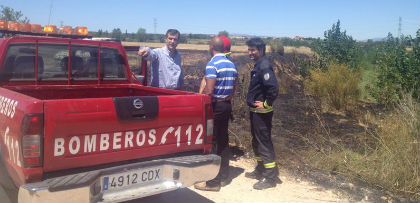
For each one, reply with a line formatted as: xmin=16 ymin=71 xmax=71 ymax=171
xmin=285 ymin=46 xmax=314 ymax=56
xmin=304 ymin=64 xmax=361 ymax=111
xmin=302 ymin=94 xmax=420 ymax=200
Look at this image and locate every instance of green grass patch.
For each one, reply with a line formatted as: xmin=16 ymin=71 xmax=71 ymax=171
xmin=359 ymin=65 xmax=378 ymax=102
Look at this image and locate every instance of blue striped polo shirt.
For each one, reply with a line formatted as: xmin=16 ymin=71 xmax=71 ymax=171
xmin=205 ymin=53 xmax=238 ymax=100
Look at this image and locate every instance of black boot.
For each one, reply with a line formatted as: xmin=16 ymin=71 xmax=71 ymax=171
xmin=245 ymin=161 xmax=263 ymax=180
xmin=253 ymin=177 xmax=276 ymax=190
xmin=244 ymin=169 xmax=262 ymax=180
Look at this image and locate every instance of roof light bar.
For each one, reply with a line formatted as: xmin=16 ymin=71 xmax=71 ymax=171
xmin=43 ymin=25 xmax=58 ymax=34
xmin=74 ymin=26 xmax=88 ymax=35
xmin=0 ymin=20 xmax=90 ymax=38
xmin=18 ymin=23 xmax=31 ymax=32
xmin=0 ymin=20 xmax=7 ymax=29
xmin=31 ymin=24 xmax=42 ymax=33
xmin=59 ymin=26 xmax=72 ymax=35
xmin=7 ymin=21 xmax=19 ymax=31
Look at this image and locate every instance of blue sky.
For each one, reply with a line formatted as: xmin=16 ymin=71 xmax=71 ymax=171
xmin=2 ymin=0 xmax=419 ymax=40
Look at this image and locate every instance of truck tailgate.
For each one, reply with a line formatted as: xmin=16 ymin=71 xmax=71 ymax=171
xmin=43 ymin=95 xmax=207 ymax=172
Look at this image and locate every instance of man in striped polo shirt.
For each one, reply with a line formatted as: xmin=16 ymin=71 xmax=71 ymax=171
xmin=195 ymin=36 xmax=237 ymax=191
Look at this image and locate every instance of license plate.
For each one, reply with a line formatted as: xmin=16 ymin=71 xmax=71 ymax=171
xmin=102 ymin=167 xmax=162 ymax=191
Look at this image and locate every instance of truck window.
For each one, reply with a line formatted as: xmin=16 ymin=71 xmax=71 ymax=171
xmin=71 ymin=45 xmax=98 ymax=80
xmin=100 ymin=48 xmax=127 ymax=80
xmin=38 ymin=44 xmax=68 ymax=80
xmin=0 ymin=43 xmax=40 ymax=81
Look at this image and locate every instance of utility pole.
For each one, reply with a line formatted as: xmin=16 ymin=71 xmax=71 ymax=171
xmin=153 ymin=18 xmax=157 ymax=34
xmin=398 ymin=16 xmax=402 ymax=37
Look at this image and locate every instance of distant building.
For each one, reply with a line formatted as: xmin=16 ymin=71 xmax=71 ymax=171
xmin=294 ymin=36 xmax=304 ymax=40
xmin=230 ymin=35 xmax=246 ymax=40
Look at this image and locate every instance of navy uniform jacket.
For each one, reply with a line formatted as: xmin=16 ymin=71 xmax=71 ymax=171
xmin=246 ymin=56 xmax=279 ymax=109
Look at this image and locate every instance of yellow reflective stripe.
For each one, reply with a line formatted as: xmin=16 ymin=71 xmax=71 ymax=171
xmin=255 ymin=157 xmax=262 ymax=161
xmin=263 ymin=100 xmax=272 ymax=108
xmin=250 ymin=107 xmax=273 ymax=113
xmin=264 ymin=162 xmax=276 ymax=168
xmin=225 ymin=52 xmax=232 ymax=56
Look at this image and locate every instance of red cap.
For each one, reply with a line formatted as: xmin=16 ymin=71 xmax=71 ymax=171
xmin=220 ymin=36 xmax=231 ymax=53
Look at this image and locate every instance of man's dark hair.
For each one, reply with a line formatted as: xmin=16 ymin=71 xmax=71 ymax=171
xmin=246 ymin=37 xmax=266 ymax=55
xmin=166 ymin=29 xmax=180 ymax=38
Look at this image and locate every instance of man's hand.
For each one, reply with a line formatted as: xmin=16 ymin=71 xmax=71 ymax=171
xmin=138 ymin=48 xmax=149 ymax=57
xmin=199 ymin=77 xmax=206 ymax=94
xmin=254 ymin=101 xmax=264 ymax=109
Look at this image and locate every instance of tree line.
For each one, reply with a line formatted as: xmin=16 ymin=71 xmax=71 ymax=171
xmin=91 ymin=28 xmax=233 ymax=44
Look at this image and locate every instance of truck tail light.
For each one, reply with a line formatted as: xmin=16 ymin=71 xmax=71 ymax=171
xmin=204 ymin=103 xmax=213 ymax=144
xmin=20 ymin=114 xmax=43 ymax=167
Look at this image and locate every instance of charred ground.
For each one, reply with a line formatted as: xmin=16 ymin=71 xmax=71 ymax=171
xmin=178 ymin=49 xmax=411 ymax=202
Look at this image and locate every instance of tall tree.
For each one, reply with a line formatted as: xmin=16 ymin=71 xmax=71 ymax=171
xmin=97 ymin=29 xmax=103 ymax=37
xmin=0 ymin=5 xmax=29 ymax=23
xmin=111 ymin=28 xmax=122 ymax=40
xmin=136 ymin=28 xmax=147 ymax=42
xmin=315 ymin=20 xmax=359 ymax=68
xmin=218 ymin=30 xmax=229 ymax=37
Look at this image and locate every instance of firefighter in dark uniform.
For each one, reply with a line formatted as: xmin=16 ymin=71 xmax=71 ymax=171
xmin=244 ymin=37 xmax=282 ymax=190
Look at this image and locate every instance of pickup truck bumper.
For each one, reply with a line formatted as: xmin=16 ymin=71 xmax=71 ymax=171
xmin=18 ymin=154 xmax=220 ymax=203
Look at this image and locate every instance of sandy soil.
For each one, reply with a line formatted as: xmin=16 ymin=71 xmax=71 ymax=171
xmin=189 ymin=157 xmax=349 ymax=203
xmin=133 ymin=155 xmax=402 ymax=203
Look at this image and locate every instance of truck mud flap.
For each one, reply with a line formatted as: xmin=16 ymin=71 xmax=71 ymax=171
xmin=113 ymin=96 xmax=158 ymax=122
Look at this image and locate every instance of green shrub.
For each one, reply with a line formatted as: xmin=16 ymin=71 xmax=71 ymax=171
xmin=305 ymin=63 xmax=361 ymax=111
xmin=313 ymin=20 xmax=360 ymax=69
xmin=368 ymin=31 xmax=420 ymax=104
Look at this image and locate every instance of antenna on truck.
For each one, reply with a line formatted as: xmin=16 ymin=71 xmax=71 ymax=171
xmin=48 ymin=0 xmax=54 ymax=25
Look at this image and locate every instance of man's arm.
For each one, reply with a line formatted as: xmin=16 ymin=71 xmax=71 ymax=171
xmin=177 ymin=67 xmax=184 ymax=90
xmin=138 ymin=47 xmax=158 ymax=61
xmin=229 ymin=80 xmax=237 ymax=100
xmin=258 ymin=68 xmax=279 ymax=108
xmin=202 ymin=78 xmax=216 ymax=96
xmin=199 ymin=77 xmax=206 ymax=93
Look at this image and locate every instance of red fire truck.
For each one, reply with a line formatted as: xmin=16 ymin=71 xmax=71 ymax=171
xmin=0 ymin=21 xmax=219 ymax=203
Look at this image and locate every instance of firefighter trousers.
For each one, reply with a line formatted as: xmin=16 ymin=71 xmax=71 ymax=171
xmin=250 ymin=111 xmax=278 ymax=180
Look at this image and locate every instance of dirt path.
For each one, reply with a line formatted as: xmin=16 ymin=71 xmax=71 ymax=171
xmin=190 ymin=157 xmax=349 ymax=203
xmin=133 ymin=157 xmax=363 ymax=203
